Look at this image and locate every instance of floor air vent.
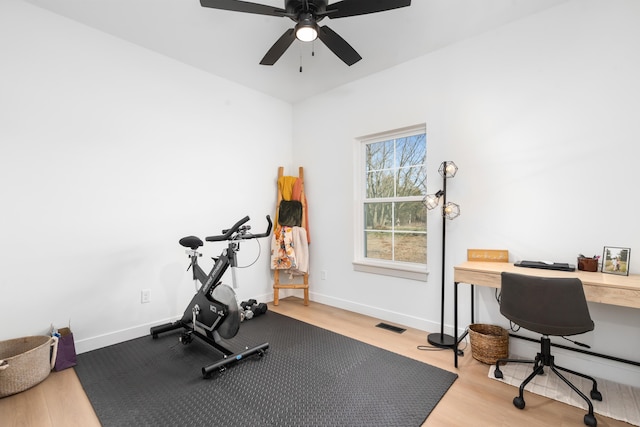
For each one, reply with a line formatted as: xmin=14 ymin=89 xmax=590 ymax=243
xmin=375 ymin=323 xmax=406 ymax=334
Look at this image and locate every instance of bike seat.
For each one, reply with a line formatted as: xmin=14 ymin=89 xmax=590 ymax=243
xmin=179 ymin=236 xmax=203 ymax=250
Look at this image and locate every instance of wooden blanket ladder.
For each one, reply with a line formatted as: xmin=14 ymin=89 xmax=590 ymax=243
xmin=273 ymin=166 xmax=309 ymax=306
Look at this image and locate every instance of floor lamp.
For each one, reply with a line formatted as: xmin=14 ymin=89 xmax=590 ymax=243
xmin=424 ymin=161 xmax=460 ymax=348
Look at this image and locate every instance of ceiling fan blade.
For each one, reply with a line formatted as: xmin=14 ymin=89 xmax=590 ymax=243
xmin=260 ymin=29 xmax=296 ymax=65
xmin=326 ymin=0 xmax=411 ymax=19
xmin=200 ymin=0 xmax=287 ymax=17
xmin=317 ymin=26 xmax=362 ymax=66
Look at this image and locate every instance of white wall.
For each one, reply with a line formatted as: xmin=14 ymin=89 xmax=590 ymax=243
xmin=0 ymin=0 xmax=292 ymax=350
xmin=293 ymin=0 xmax=640 ymax=386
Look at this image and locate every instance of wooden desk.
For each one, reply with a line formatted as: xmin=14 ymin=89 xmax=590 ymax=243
xmin=452 ymin=261 xmax=640 ymax=367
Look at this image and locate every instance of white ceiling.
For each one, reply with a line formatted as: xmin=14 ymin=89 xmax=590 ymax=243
xmin=23 ymin=0 xmax=568 ymax=104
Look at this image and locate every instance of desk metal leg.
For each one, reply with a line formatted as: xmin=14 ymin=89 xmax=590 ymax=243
xmin=454 ymin=282 xmax=475 ymax=368
xmin=454 ymin=281 xmax=459 ymax=367
xmin=470 ymin=284 xmax=475 ymax=325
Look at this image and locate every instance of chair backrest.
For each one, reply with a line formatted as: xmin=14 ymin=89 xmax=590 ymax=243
xmin=500 ymin=272 xmax=594 ymax=336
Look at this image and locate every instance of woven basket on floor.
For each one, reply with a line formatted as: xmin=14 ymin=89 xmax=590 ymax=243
xmin=468 ymin=324 xmax=509 ymax=364
xmin=0 ymin=336 xmax=58 ymax=398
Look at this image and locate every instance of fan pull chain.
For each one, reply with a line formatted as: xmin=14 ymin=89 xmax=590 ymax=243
xmin=298 ymin=41 xmax=315 ymax=72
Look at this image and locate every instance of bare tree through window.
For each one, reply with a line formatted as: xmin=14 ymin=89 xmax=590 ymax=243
xmin=363 ymin=132 xmax=426 ymax=264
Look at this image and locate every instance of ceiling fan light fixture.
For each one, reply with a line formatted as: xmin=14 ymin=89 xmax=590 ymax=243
xmin=295 ymin=25 xmax=317 ymax=42
xmin=295 ymin=13 xmax=318 ymax=42
xmin=200 ymin=0 xmax=412 ymax=66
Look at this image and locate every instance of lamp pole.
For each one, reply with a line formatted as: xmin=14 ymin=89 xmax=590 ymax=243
xmin=427 ymin=163 xmax=456 ymax=348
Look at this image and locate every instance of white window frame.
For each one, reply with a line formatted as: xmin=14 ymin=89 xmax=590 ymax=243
xmin=352 ymin=124 xmax=428 ymax=281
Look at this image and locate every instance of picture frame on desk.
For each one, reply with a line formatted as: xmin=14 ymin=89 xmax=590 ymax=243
xmin=602 ymin=246 xmax=630 ymax=276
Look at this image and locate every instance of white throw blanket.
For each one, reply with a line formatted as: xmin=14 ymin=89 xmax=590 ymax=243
xmin=270 ymin=226 xmax=308 ymax=275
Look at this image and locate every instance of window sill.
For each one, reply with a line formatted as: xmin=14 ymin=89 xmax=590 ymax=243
xmin=352 ymin=260 xmax=428 ymax=282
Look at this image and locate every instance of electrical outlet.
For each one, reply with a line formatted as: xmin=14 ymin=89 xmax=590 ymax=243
xmin=321 ymin=270 xmax=327 ymax=280
xmin=141 ymin=289 xmax=151 ymax=304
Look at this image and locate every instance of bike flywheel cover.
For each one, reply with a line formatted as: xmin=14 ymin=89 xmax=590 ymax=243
xmin=211 ymin=284 xmax=241 ymax=339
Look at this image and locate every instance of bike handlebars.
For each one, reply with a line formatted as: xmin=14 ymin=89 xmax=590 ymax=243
xmin=205 ymin=215 xmax=272 ymax=242
xmin=208 ymin=216 xmax=250 ymax=241
xmin=248 ymin=215 xmax=273 ymax=239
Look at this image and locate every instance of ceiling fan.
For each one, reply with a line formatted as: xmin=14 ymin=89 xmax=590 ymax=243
xmin=200 ymin=0 xmax=411 ymax=66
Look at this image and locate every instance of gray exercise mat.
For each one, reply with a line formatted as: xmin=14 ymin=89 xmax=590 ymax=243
xmin=75 ymin=311 xmax=457 ymax=426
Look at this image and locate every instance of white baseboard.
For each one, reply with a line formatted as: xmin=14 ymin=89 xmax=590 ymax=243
xmin=76 ymin=291 xmax=276 ymax=354
xmin=75 ymin=317 xmax=178 ymax=354
xmin=308 ymin=291 xmax=444 ymax=334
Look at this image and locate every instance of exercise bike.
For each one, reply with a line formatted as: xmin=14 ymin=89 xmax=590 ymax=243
xmin=150 ymin=215 xmax=272 ymax=378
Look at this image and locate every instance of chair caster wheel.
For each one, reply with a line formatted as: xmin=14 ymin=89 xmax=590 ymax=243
xmin=590 ymin=390 xmax=602 ymax=401
xmin=513 ymin=396 xmax=525 ymax=409
xmin=494 ymin=368 xmax=503 ymax=379
xmin=584 ymin=413 xmax=597 ymax=427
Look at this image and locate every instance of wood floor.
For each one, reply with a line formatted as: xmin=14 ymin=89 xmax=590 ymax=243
xmin=0 ymin=297 xmax=630 ymax=427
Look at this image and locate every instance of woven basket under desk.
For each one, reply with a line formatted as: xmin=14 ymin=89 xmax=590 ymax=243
xmin=468 ymin=324 xmax=509 ymax=365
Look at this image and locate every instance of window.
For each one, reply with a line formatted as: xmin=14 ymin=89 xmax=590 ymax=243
xmin=353 ymin=125 xmax=427 ymax=281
